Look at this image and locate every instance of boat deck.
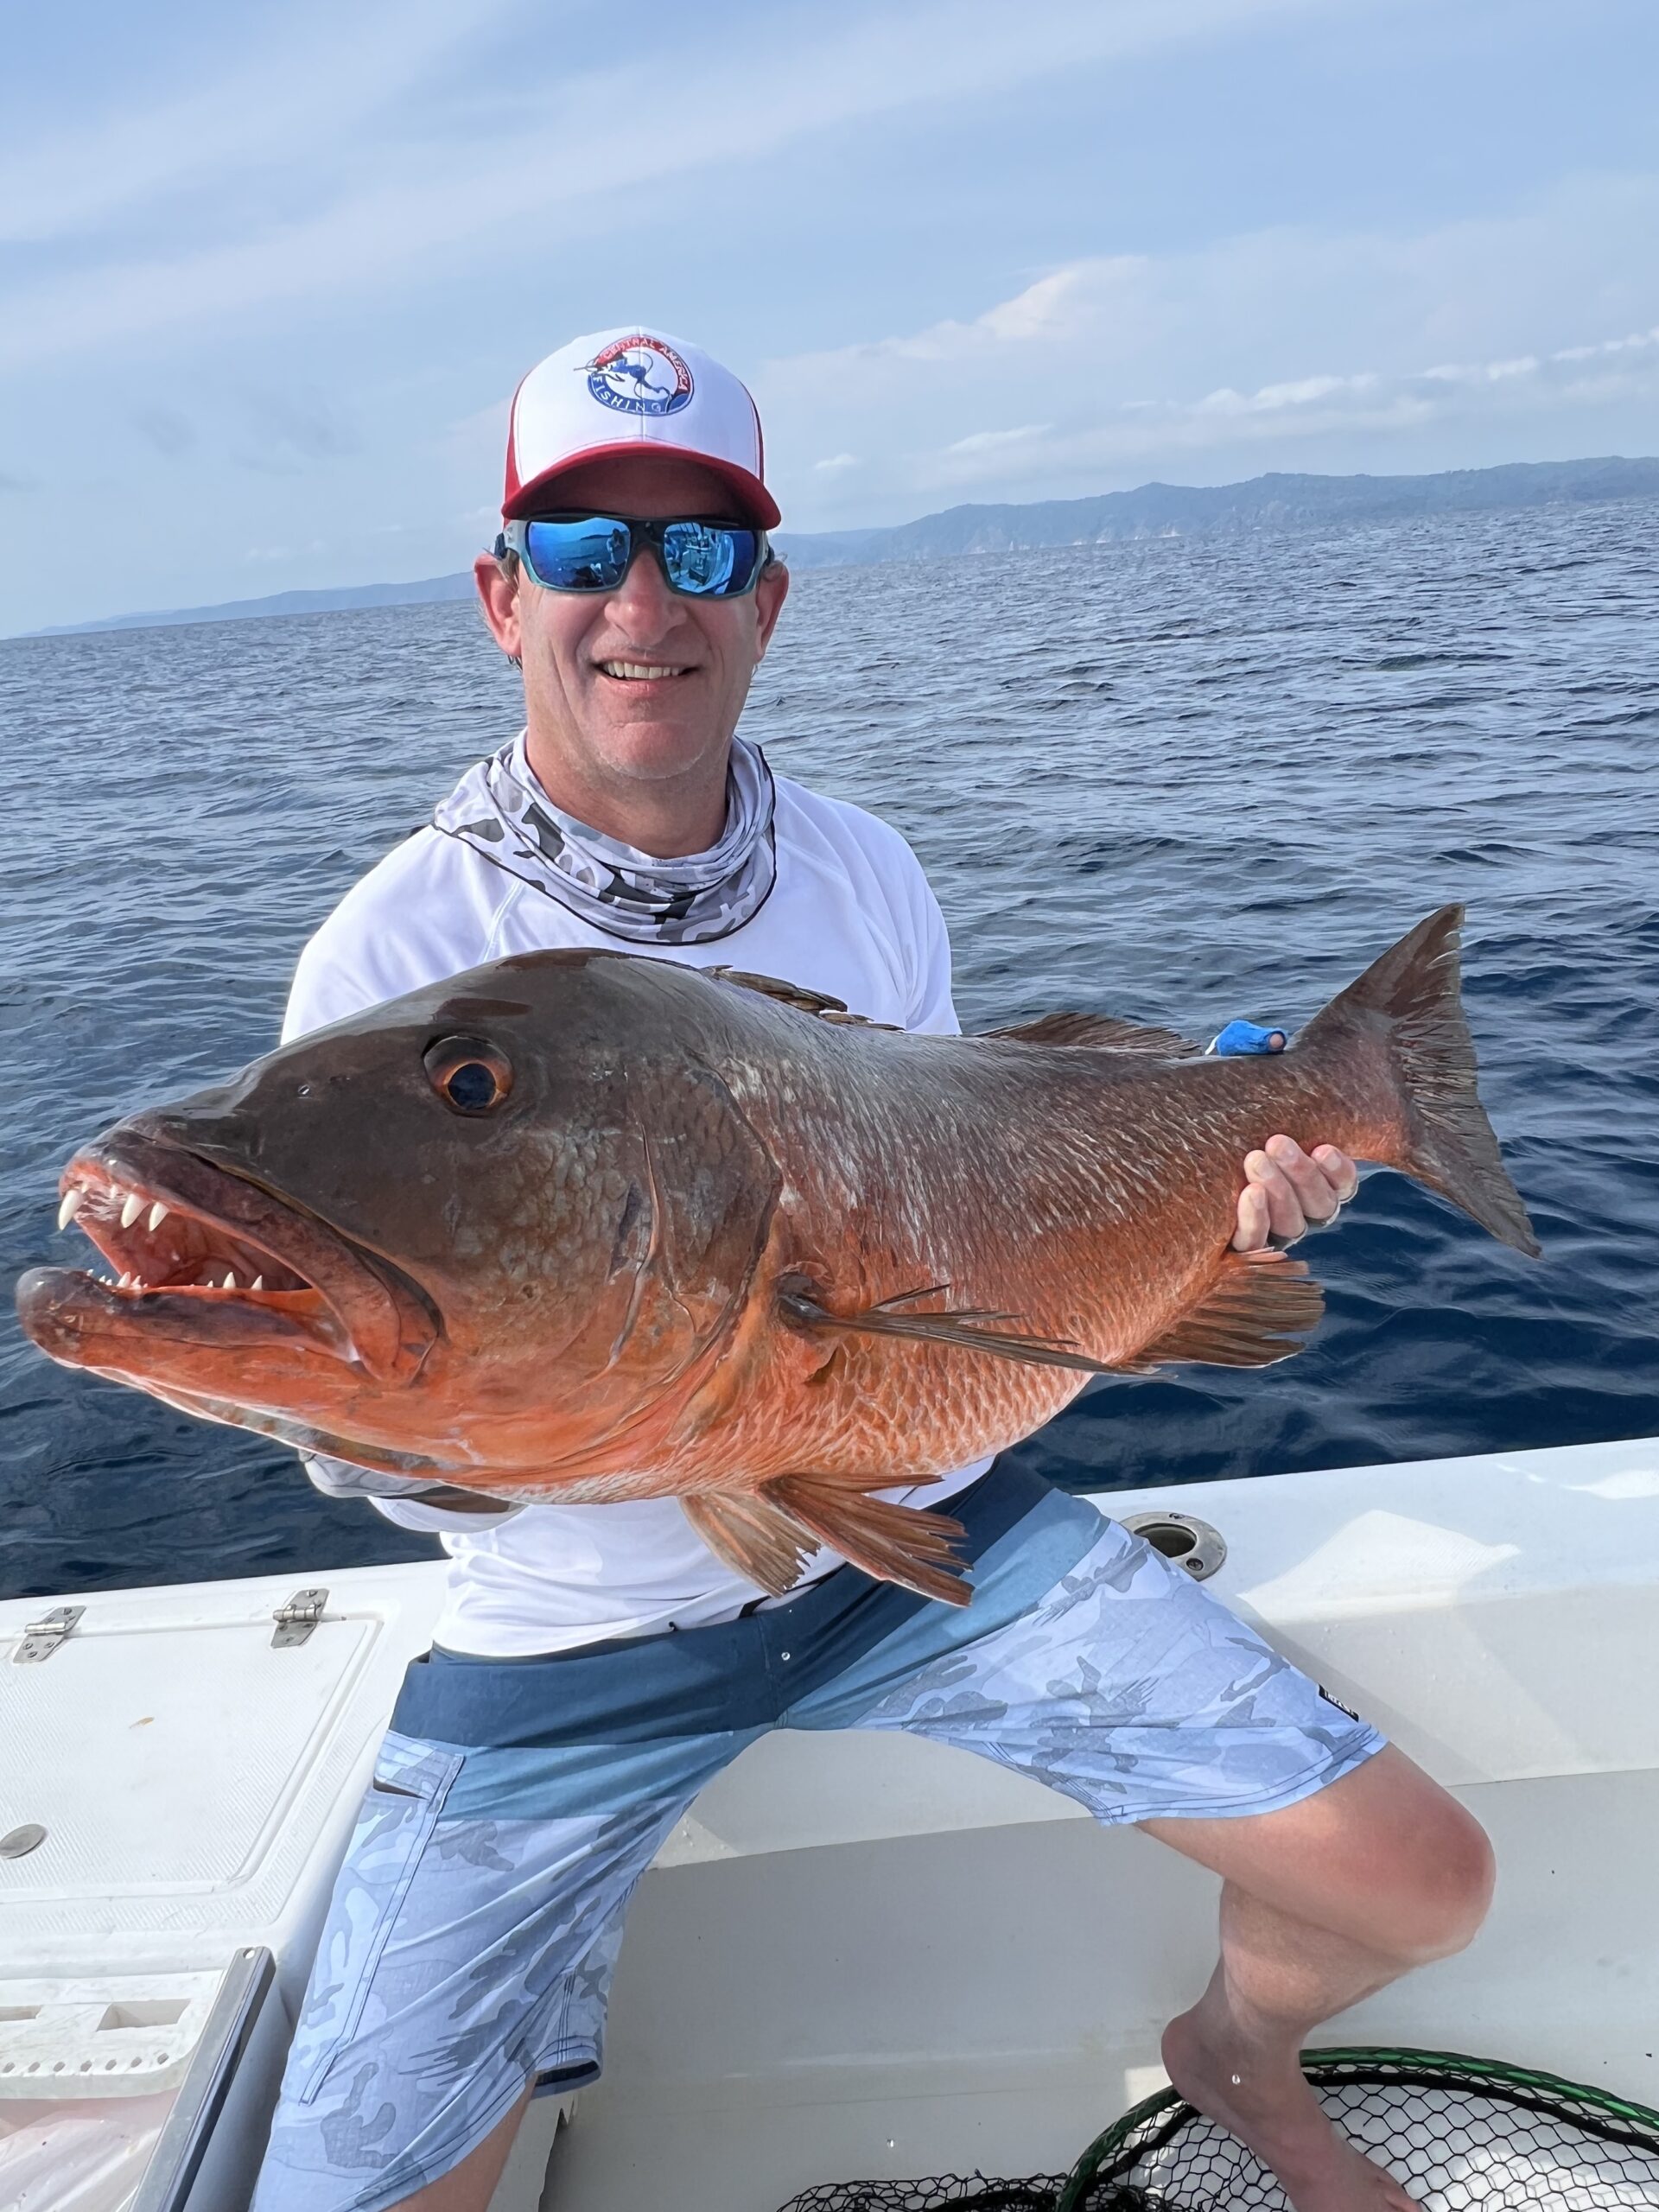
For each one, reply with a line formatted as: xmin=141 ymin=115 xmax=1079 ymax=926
xmin=3 ymin=1436 xmax=1656 ymax=2210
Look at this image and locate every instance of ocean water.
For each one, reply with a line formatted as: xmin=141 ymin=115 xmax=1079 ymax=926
xmin=2 ymin=500 xmax=1656 ymax=1601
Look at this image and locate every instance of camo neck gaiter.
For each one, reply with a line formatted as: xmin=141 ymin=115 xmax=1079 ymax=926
xmin=432 ymin=729 xmax=778 ymax=945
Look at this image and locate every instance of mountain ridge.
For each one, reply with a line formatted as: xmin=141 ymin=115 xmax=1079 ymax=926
xmin=26 ymin=455 xmax=1659 ymax=639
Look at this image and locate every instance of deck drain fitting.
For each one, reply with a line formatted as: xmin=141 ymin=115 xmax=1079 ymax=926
xmin=1121 ymin=1511 xmax=1227 ymax=1582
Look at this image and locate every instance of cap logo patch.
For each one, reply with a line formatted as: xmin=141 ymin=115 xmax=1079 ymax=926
xmin=583 ymin=335 xmax=694 ymax=417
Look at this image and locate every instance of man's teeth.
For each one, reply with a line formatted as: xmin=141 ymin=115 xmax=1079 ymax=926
xmin=599 ymin=661 xmax=685 ymax=680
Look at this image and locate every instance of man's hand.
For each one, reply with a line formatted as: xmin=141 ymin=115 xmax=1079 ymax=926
xmin=1232 ymin=1135 xmax=1358 ymax=1252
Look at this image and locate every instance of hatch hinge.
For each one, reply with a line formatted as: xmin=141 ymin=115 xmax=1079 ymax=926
xmin=13 ymin=1605 xmax=85 ymax=1664
xmin=271 ymin=1587 xmax=329 ymax=1648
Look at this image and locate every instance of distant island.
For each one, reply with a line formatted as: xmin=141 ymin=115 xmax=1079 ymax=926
xmin=31 ymin=455 xmax=1659 ymax=639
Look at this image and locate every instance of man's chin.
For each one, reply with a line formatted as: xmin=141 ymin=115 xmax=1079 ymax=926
xmin=585 ymin=710 xmax=733 ymax=782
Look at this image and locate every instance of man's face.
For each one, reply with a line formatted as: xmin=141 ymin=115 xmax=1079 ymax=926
xmin=474 ymin=453 xmax=788 ymax=796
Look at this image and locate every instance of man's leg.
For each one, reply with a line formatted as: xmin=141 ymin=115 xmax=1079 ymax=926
xmin=253 ymin=1649 xmax=761 ymax=2212
xmin=382 ymin=2088 xmax=531 ymax=2212
xmin=1145 ymin=1745 xmax=1495 ymax=2212
xmin=790 ymin=1483 xmax=1483 ymax=2212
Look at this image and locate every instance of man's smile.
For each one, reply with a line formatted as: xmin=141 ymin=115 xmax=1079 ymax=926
xmin=594 ymin=658 xmax=696 ymax=683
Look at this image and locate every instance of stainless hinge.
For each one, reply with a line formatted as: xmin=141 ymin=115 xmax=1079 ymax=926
xmin=14 ymin=1605 xmax=84 ymax=1663
xmin=271 ymin=1588 xmax=328 ymax=1648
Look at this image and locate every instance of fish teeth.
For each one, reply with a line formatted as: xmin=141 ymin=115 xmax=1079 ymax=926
xmin=58 ymin=1190 xmax=85 ymax=1230
xmin=251 ymin=1275 xmax=266 ymax=1292
xmin=120 ymin=1192 xmax=143 ymax=1230
xmin=222 ymin=1271 xmax=238 ymax=1290
xmin=148 ymin=1202 xmax=169 ymax=1232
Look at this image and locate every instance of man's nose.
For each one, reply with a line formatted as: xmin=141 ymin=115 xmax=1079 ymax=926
xmin=604 ymin=544 xmax=681 ymax=639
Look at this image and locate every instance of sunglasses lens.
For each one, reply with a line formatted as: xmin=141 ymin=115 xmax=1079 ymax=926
xmin=662 ymin=522 xmax=761 ymax=597
xmin=520 ymin=518 xmax=631 ymax=590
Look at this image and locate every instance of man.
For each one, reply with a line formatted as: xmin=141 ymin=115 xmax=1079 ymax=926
xmin=253 ymin=329 xmax=1491 ymax=2212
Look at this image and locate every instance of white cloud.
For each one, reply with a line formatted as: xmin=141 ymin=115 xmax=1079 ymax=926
xmin=814 ymin=454 xmax=861 ymax=473
xmin=945 ymin=424 xmax=1052 ymax=454
xmin=0 ymin=0 xmax=1346 ymax=372
xmin=759 ymin=173 xmax=1659 ymax=514
xmin=0 ymin=0 xmax=511 ymax=246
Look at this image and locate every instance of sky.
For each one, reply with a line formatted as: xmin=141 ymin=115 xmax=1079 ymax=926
xmin=3 ymin=0 xmax=1657 ymax=635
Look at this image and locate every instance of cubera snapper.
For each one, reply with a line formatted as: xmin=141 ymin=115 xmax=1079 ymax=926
xmin=16 ymin=905 xmax=1536 ymax=1605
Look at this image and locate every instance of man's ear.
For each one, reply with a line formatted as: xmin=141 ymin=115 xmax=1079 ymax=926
xmin=474 ymin=551 xmax=521 ymax=660
xmin=753 ymin=559 xmax=789 ymax=660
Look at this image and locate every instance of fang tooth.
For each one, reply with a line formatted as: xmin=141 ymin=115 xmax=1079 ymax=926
xmin=58 ymin=1190 xmax=85 ymax=1230
xmin=251 ymin=1275 xmax=266 ymax=1292
xmin=148 ymin=1202 xmax=169 ymax=1231
xmin=120 ymin=1192 xmax=143 ymax=1230
xmin=222 ymin=1271 xmax=237 ymax=1289
xmin=119 ymin=1272 xmax=133 ymax=1289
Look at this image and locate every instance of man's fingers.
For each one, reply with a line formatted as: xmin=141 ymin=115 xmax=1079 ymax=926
xmin=1244 ymin=1149 xmax=1308 ymax=1244
xmin=1235 ymin=1141 xmax=1360 ymax=1251
xmin=1232 ymin=1181 xmax=1273 ymax=1253
xmin=1311 ymin=1143 xmax=1361 ymax=1205
xmin=1263 ymin=1134 xmax=1351 ymax=1224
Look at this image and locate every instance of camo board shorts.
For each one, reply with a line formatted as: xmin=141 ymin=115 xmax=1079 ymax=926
xmin=253 ymin=1463 xmax=1385 ymax=2211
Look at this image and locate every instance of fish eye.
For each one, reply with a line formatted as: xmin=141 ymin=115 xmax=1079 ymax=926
xmin=423 ymin=1035 xmax=513 ymax=1116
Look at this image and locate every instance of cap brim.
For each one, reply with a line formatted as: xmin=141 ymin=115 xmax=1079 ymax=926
xmin=505 ymin=444 xmax=780 ymax=530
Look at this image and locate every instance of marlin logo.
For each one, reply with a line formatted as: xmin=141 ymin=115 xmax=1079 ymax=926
xmin=584 ymin=335 xmax=694 ymax=417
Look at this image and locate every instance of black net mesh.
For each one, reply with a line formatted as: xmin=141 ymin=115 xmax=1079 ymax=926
xmin=774 ymin=2050 xmax=1659 ymax=2212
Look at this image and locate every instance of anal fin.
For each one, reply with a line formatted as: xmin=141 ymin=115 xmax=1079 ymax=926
xmin=1119 ymin=1248 xmax=1325 ymax=1372
xmin=682 ymin=1491 xmax=815 ymax=1597
xmin=683 ymin=1480 xmax=972 ymax=1607
xmin=769 ymin=1475 xmax=971 ymax=1606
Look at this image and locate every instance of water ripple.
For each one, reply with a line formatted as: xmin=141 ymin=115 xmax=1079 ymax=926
xmin=2 ymin=499 xmax=1656 ymax=1596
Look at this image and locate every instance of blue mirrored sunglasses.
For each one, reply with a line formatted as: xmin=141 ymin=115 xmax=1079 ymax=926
xmin=497 ymin=514 xmax=768 ymax=600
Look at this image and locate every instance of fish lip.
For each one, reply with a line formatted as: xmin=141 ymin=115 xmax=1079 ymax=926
xmin=37 ymin=1129 xmax=437 ymax=1382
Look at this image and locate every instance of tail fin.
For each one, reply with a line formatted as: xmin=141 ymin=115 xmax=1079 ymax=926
xmin=1296 ymin=905 xmax=1540 ymax=1255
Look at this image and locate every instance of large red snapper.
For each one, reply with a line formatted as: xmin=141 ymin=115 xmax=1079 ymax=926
xmin=16 ymin=906 xmax=1535 ymax=1603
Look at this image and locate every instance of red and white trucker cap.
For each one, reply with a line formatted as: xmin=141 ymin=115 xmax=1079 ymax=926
xmin=503 ymin=327 xmax=779 ymax=528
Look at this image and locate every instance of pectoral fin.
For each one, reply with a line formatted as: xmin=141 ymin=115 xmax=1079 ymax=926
xmin=779 ymin=1281 xmax=1115 ymax=1376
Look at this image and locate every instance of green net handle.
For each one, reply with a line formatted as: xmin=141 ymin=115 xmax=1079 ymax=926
xmin=1054 ymin=2044 xmax=1659 ymax=2212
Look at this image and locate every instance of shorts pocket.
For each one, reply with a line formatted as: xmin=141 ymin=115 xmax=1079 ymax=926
xmin=296 ymin=1730 xmax=463 ymax=2102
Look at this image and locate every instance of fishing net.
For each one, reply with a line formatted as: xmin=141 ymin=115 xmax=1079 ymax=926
xmin=774 ymin=2049 xmax=1659 ymax=2211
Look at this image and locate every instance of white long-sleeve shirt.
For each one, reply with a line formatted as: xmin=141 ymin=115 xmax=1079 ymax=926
xmin=283 ymin=766 xmax=991 ymax=1655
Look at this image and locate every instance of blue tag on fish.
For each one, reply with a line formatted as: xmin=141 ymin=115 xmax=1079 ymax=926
xmin=1211 ymin=1019 xmax=1289 ymax=1056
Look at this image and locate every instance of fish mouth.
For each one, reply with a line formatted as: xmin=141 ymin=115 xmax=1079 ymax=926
xmin=17 ymin=1129 xmax=437 ymax=1382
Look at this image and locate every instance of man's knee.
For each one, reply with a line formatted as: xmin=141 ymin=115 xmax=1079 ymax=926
xmin=1385 ymin=1798 xmax=1496 ymax=1965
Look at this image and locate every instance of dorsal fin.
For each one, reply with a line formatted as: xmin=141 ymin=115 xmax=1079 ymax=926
xmin=706 ymin=968 xmax=848 ymax=1016
xmin=706 ymin=968 xmax=900 ymax=1032
xmin=983 ymin=1011 xmax=1203 ymax=1055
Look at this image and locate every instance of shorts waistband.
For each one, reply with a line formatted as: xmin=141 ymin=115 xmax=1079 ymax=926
xmin=391 ymin=1459 xmax=1054 ymax=1751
